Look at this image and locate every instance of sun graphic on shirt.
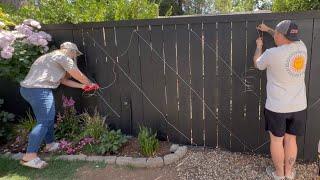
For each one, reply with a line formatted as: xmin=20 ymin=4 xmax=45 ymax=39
xmin=292 ymin=55 xmax=305 ymax=72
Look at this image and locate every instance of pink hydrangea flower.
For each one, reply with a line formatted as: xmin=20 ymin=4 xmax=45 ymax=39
xmin=38 ymin=31 xmax=52 ymax=41
xmin=15 ymin=24 xmax=33 ymax=37
xmin=1 ymin=46 xmax=14 ymax=59
xmin=23 ymin=19 xmax=41 ymax=29
xmin=0 ymin=31 xmax=16 ymax=49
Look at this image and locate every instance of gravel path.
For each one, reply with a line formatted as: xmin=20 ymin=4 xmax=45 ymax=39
xmin=176 ymin=148 xmax=318 ymax=180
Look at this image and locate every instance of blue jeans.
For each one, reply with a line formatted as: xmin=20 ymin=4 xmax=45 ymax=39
xmin=20 ymin=87 xmax=56 ymax=153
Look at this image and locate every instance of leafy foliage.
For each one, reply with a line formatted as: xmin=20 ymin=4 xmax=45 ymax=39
xmin=97 ymin=130 xmax=127 ymax=155
xmin=138 ymin=126 xmax=159 ymax=157
xmin=0 ymin=99 xmax=15 ymax=144
xmin=1 ymin=0 xmax=159 ymax=25
xmin=80 ymin=110 xmax=106 ymax=140
xmin=272 ymin=0 xmax=320 ymax=12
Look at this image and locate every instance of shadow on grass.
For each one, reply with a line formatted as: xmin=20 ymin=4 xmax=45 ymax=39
xmin=0 ymin=156 xmax=107 ymax=180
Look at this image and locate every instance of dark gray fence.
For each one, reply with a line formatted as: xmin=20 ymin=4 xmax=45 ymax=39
xmin=1 ymin=11 xmax=320 ymax=161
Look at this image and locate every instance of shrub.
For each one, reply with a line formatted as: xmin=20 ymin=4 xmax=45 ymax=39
xmin=138 ymin=126 xmax=159 ymax=157
xmin=55 ymin=95 xmax=82 ymax=141
xmin=97 ymin=130 xmax=127 ymax=155
xmin=80 ymin=109 xmax=106 ymax=140
xmin=15 ymin=110 xmax=36 ymax=137
xmin=1 ymin=0 xmax=159 ymax=25
xmin=0 ymin=19 xmax=53 ymax=82
xmin=0 ymin=99 xmax=15 ymax=144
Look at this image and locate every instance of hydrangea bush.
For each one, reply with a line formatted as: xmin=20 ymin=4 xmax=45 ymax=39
xmin=0 ymin=19 xmax=52 ymax=82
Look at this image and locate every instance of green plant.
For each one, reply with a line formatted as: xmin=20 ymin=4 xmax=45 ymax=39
xmin=55 ymin=96 xmax=82 ymax=141
xmin=138 ymin=126 xmax=159 ymax=157
xmin=97 ymin=130 xmax=127 ymax=155
xmin=1 ymin=0 xmax=159 ymax=25
xmin=15 ymin=110 xmax=36 ymax=137
xmin=80 ymin=110 xmax=106 ymax=140
xmin=0 ymin=99 xmax=15 ymax=144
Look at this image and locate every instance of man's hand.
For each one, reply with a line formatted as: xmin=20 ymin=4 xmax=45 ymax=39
xmin=257 ymin=23 xmax=270 ymax=32
xmin=256 ymin=37 xmax=263 ymax=48
xmin=257 ymin=23 xmax=275 ymax=37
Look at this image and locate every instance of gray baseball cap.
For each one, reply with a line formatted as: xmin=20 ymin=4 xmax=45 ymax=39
xmin=275 ymin=20 xmax=300 ymax=41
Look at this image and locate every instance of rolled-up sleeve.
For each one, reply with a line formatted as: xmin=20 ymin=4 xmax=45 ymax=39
xmin=55 ymin=55 xmax=77 ymax=71
xmin=256 ymin=49 xmax=271 ymax=70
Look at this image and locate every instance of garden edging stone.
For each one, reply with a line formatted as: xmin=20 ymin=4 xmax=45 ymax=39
xmin=3 ymin=145 xmax=187 ymax=168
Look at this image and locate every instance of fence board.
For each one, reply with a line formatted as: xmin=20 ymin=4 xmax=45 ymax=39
xmin=150 ymin=25 xmax=167 ymax=140
xmin=230 ymin=21 xmax=247 ymax=151
xmin=203 ymin=23 xmax=218 ymax=147
xmin=217 ymin=22 xmax=232 ymax=149
xmin=244 ymin=21 xmax=261 ymax=150
xmin=115 ymin=27 xmax=135 ymax=134
xmin=128 ymin=26 xmax=144 ymax=135
xmin=190 ymin=23 xmax=204 ymax=146
xmin=176 ymin=24 xmax=192 ymax=144
xmin=163 ymin=25 xmax=179 ymax=143
xmin=305 ymin=18 xmax=320 ymax=161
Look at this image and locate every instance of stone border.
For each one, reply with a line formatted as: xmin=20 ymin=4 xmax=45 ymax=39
xmin=2 ymin=145 xmax=187 ymax=168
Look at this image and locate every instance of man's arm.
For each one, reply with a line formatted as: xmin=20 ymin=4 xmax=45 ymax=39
xmin=253 ymin=37 xmax=263 ymax=68
xmin=257 ymin=23 xmax=275 ymax=37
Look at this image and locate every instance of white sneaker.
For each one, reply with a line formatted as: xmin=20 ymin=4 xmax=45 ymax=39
xmin=266 ymin=166 xmax=285 ymax=180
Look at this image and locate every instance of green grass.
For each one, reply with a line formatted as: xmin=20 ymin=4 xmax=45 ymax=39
xmin=0 ymin=156 xmax=107 ymax=180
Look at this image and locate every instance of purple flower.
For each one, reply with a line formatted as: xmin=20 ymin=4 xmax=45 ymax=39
xmin=0 ymin=31 xmax=16 ymax=49
xmin=38 ymin=31 xmax=52 ymax=41
xmin=62 ymin=95 xmax=76 ymax=108
xmin=15 ymin=24 xmax=33 ymax=37
xmin=23 ymin=19 xmax=41 ymax=29
xmin=1 ymin=46 xmax=14 ymax=59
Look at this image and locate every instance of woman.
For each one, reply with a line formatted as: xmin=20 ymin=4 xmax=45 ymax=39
xmin=19 ymin=42 xmax=99 ymax=169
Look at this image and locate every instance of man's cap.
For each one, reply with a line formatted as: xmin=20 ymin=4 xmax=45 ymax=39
xmin=60 ymin=42 xmax=83 ymax=55
xmin=275 ymin=20 xmax=300 ymax=41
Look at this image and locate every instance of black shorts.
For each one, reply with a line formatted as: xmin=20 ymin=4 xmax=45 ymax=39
xmin=264 ymin=108 xmax=306 ymax=137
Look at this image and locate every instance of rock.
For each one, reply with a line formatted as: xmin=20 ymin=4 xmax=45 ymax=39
xmin=146 ymin=157 xmax=164 ymax=168
xmin=12 ymin=152 xmax=24 ymax=160
xmin=174 ymin=146 xmax=187 ymax=159
xmin=164 ymin=153 xmax=179 ymax=165
xmin=56 ymin=154 xmax=87 ymax=161
xmin=87 ymin=156 xmax=105 ymax=162
xmin=116 ymin=157 xmax=133 ymax=166
xmin=130 ymin=158 xmax=147 ymax=168
xmin=103 ymin=156 xmax=116 ymax=164
xmin=170 ymin=144 xmax=179 ymax=153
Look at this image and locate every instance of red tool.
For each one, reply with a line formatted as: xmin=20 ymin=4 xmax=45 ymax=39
xmin=82 ymin=83 xmax=100 ymax=92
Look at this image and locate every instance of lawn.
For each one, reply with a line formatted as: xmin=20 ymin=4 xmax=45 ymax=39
xmin=0 ymin=156 xmax=107 ymax=180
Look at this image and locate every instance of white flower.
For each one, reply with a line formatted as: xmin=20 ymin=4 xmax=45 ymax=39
xmin=0 ymin=21 xmax=5 ymax=29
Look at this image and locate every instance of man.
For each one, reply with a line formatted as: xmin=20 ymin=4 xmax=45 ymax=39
xmin=254 ymin=20 xmax=308 ymax=180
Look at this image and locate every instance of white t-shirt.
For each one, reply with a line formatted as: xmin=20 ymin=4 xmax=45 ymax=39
xmin=256 ymin=41 xmax=307 ymax=113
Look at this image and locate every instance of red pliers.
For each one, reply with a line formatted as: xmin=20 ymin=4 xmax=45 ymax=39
xmin=82 ymin=83 xmax=100 ymax=92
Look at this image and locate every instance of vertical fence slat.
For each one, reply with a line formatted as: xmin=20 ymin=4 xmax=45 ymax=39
xmin=190 ymin=23 xmax=204 ymax=146
xmin=294 ymin=19 xmax=315 ymax=160
xmin=256 ymin=20 xmax=277 ymax=154
xmin=128 ymin=26 xmax=144 ymax=135
xmin=305 ymin=18 xmax=320 ymax=161
xmin=150 ymin=25 xmax=167 ymax=140
xmin=217 ymin=22 xmax=232 ymax=149
xmin=163 ymin=25 xmax=179 ymax=143
xmin=101 ymin=27 xmax=122 ymax=129
xmin=176 ymin=24 xmax=192 ymax=144
xmin=115 ymin=27 xmax=135 ymax=134
xmin=203 ymin=23 xmax=218 ymax=147
xmin=245 ymin=21 xmax=261 ymax=150
xmin=230 ymin=21 xmax=247 ymax=152
xmin=138 ymin=26 xmax=154 ymax=128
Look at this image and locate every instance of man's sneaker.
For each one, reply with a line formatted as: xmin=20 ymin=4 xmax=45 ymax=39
xmin=285 ymin=170 xmax=296 ymax=180
xmin=266 ymin=166 xmax=285 ymax=180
